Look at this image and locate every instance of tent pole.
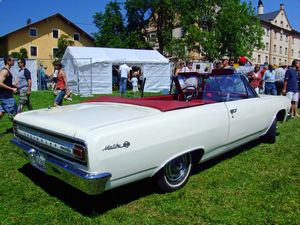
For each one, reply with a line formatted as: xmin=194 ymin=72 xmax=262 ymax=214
xmin=90 ymin=58 xmax=92 ymax=96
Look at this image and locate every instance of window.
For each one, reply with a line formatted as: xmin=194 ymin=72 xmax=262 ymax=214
xmin=298 ymin=51 xmax=300 ymax=58
xmin=279 ymin=58 xmax=282 ymax=65
xmin=29 ymin=28 xmax=37 ymax=37
xmin=149 ymin=33 xmax=157 ymax=42
xmin=30 ymin=46 xmax=37 ymax=57
xmin=284 ymin=59 xmax=287 ymax=65
xmin=53 ymin=48 xmax=58 ymax=58
xmin=280 ymin=21 xmax=283 ymax=28
xmin=292 ymin=37 xmax=294 ymax=44
xmin=265 ymin=56 xmax=268 ymax=63
xmin=221 ymin=74 xmax=256 ymax=100
xmin=274 ymin=31 xmax=277 ymax=39
xmin=203 ymin=74 xmax=256 ymax=102
xmin=273 ymin=44 xmax=276 ymax=53
xmin=280 ymin=33 xmax=283 ymax=41
xmin=52 ymin=29 xmax=59 ymax=39
xmin=273 ymin=57 xmax=276 ymax=64
xmin=73 ymin=33 xmax=80 ymax=41
xmin=286 ymin=35 xmax=288 ymax=42
xmin=279 ymin=46 xmax=282 ymax=54
xmin=265 ymin=42 xmax=269 ymax=51
xmin=291 ymin=49 xmax=294 ymax=56
xmin=258 ymin=55 xmax=261 ymax=63
xmin=285 ymin=47 xmax=288 ymax=55
xmin=266 ymin=28 xmax=269 ymax=37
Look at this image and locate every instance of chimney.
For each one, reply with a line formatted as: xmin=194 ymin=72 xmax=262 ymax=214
xmin=258 ymin=0 xmax=264 ymax=15
xmin=26 ymin=18 xmax=31 ymax=26
xmin=280 ymin=4 xmax=284 ymax=10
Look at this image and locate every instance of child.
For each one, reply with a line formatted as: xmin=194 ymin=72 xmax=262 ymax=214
xmin=130 ymin=74 xmax=138 ymax=96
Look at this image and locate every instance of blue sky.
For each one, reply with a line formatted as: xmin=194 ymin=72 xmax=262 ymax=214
xmin=0 ymin=0 xmax=299 ymax=37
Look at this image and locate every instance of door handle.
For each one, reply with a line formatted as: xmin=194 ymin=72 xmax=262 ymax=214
xmin=230 ymin=109 xmax=237 ymax=114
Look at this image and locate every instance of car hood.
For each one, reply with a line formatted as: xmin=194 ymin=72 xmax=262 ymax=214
xmin=14 ymin=102 xmax=161 ymax=138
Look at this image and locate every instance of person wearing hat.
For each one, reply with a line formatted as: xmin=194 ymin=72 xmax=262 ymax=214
xmin=181 ymin=61 xmax=195 ymax=72
xmin=222 ymin=56 xmax=234 ymax=70
xmin=236 ymin=56 xmax=254 ymax=80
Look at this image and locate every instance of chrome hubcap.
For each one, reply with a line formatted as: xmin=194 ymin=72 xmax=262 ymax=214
xmin=165 ymin=154 xmax=190 ymax=185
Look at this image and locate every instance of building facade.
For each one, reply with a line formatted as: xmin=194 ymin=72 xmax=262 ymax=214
xmin=252 ymin=1 xmax=300 ymax=65
xmin=0 ymin=13 xmax=95 ymax=73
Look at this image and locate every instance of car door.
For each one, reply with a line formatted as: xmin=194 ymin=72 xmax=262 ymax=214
xmin=221 ymin=74 xmax=271 ymax=144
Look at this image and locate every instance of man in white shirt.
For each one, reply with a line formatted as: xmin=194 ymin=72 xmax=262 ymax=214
xmin=275 ymin=65 xmax=287 ymax=95
xmin=119 ymin=63 xmax=131 ymax=95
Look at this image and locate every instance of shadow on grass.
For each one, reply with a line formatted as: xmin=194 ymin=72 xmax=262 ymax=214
xmin=18 ymin=137 xmax=264 ymax=216
xmin=0 ymin=128 xmax=14 ymax=137
xmin=192 ymin=138 xmax=262 ymax=174
xmin=19 ymin=164 xmax=156 ymax=216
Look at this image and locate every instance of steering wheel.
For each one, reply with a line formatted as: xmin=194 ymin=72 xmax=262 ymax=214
xmin=181 ymin=86 xmax=198 ymax=101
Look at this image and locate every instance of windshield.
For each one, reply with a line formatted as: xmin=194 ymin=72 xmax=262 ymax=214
xmin=173 ymin=73 xmax=257 ymax=102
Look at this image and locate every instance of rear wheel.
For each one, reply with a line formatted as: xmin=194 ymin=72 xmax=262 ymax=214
xmin=156 ymin=153 xmax=192 ymax=192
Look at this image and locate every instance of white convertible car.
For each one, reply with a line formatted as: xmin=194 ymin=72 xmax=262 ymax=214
xmin=11 ymin=69 xmax=291 ymax=195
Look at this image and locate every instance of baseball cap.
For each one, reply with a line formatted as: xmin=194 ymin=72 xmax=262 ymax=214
xmin=239 ymin=56 xmax=247 ymax=64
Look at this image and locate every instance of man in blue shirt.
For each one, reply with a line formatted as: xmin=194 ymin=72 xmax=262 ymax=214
xmin=283 ymin=59 xmax=300 ymax=118
xmin=262 ymin=64 xmax=277 ymax=95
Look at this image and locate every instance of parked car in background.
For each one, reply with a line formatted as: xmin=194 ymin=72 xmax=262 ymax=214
xmin=11 ymin=69 xmax=291 ymax=195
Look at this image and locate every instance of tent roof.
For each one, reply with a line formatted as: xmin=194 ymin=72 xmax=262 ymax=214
xmin=62 ymin=47 xmax=169 ymax=66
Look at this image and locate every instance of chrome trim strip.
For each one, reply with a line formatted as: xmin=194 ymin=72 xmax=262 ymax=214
xmin=110 ymin=167 xmax=157 ymax=182
xmin=11 ymin=137 xmax=111 ymax=195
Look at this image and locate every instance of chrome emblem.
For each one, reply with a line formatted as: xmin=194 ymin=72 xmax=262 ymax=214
xmin=102 ymin=141 xmax=130 ymax=151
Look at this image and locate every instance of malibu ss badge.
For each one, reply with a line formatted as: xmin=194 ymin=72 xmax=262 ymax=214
xmin=102 ymin=141 xmax=130 ymax=151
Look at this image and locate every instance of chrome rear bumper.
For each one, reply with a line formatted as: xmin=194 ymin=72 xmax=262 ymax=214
xmin=11 ymin=137 xmax=111 ymax=195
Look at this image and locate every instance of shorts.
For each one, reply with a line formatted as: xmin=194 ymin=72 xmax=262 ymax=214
xmin=55 ymin=89 xmax=66 ymax=106
xmin=286 ymin=92 xmax=299 ymax=102
xmin=19 ymin=90 xmax=30 ymax=105
xmin=0 ymin=97 xmax=17 ymax=117
xmin=132 ymin=85 xmax=138 ymax=92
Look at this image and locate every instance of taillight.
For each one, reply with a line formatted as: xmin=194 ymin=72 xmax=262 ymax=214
xmin=73 ymin=144 xmax=86 ymax=161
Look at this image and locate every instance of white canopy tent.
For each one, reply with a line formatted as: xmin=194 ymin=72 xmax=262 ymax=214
xmin=61 ymin=47 xmax=171 ymax=95
xmin=0 ymin=58 xmax=38 ymax=91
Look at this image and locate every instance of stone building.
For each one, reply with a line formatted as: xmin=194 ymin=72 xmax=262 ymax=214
xmin=252 ymin=1 xmax=300 ymax=65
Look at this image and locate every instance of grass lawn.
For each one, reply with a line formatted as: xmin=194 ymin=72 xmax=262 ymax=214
xmin=0 ymin=91 xmax=299 ymax=224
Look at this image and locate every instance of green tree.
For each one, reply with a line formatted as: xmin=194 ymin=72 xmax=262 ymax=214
xmin=10 ymin=47 xmax=28 ymax=59
xmin=215 ymin=1 xmax=264 ymax=59
xmin=145 ymin=0 xmax=177 ymax=54
xmin=178 ymin=0 xmax=264 ymax=60
xmin=124 ymin=0 xmax=152 ymax=49
xmin=93 ymin=1 xmax=126 ymax=48
xmin=55 ymin=34 xmax=74 ymax=60
xmin=19 ymin=47 xmax=28 ymax=58
xmin=123 ymin=0 xmax=178 ymax=54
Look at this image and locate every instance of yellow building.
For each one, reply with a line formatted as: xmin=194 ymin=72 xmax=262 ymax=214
xmin=0 ymin=13 xmax=95 ymax=73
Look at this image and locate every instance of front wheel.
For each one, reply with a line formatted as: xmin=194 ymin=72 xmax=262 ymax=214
xmin=155 ymin=153 xmax=192 ymax=192
xmin=264 ymin=118 xmax=277 ymax=143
